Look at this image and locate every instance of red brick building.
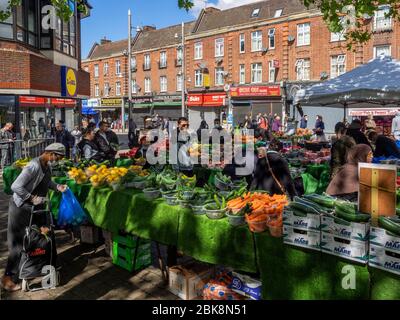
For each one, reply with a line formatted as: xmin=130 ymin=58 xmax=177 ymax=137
xmin=82 ymin=38 xmax=129 ymax=127
xmin=0 ymin=0 xmax=91 ymax=137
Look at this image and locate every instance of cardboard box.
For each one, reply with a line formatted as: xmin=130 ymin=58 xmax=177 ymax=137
xmin=283 ymin=209 xmax=321 ymax=231
xmin=80 ymin=225 xmax=100 ymax=244
xmin=231 ymin=272 xmax=262 ymax=300
xmin=320 ymin=215 xmax=370 ymax=241
xmin=370 ymin=226 xmax=400 ymax=253
xmin=168 ymin=263 xmax=215 ymax=300
xmin=369 ymin=244 xmax=400 ymax=276
xmin=320 ymin=232 xmax=369 ymax=264
xmin=283 ymin=225 xmax=321 ymax=252
xmin=359 ymin=163 xmax=397 ymax=226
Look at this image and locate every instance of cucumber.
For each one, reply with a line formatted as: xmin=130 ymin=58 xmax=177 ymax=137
xmin=335 ymin=201 xmax=358 ymax=215
xmin=303 ymin=194 xmax=335 ymax=208
xmin=295 ymin=197 xmax=331 ymax=214
xmin=396 ymin=207 xmax=400 ymax=216
xmin=290 ymin=208 xmax=308 ymax=218
xmin=290 ymin=200 xmax=320 ymax=214
xmin=378 ymin=216 xmax=400 ymax=236
xmin=335 ymin=207 xmax=371 ymax=223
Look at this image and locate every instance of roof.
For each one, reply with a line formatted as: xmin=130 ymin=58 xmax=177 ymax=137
xmin=85 ymin=39 xmax=128 ymax=60
xmin=294 ymin=56 xmax=400 ymax=108
xmin=192 ymin=0 xmax=309 ymax=33
xmin=132 ymin=21 xmax=196 ymax=52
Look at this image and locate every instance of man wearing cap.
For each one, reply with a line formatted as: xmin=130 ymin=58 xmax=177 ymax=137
xmin=1 ymin=143 xmax=67 ymax=292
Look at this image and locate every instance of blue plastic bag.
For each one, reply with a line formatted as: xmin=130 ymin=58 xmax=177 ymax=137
xmin=58 ymin=189 xmax=87 ymax=227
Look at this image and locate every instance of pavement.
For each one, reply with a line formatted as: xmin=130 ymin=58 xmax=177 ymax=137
xmin=0 ymin=172 xmax=182 ymax=301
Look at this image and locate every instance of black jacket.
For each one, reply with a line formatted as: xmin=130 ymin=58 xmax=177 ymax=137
xmin=77 ymin=139 xmax=105 ymax=162
xmin=374 ymin=135 xmax=400 ymax=158
xmin=346 ymin=129 xmax=371 ymax=148
xmin=95 ymin=131 xmax=117 ymax=160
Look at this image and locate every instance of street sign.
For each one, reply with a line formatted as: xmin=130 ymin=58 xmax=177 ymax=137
xmin=224 ymin=84 xmax=231 ymax=92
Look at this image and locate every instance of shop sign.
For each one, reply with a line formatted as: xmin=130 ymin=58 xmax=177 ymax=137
xmin=153 ymin=95 xmax=181 ymax=103
xmin=187 ymin=94 xmax=203 ymax=106
xmin=230 ymin=85 xmax=281 ymax=97
xmin=131 ymin=97 xmax=153 ymax=104
xmin=19 ymin=96 xmax=46 ymax=106
xmin=101 ymin=98 xmax=123 ymax=107
xmin=51 ymin=98 xmax=76 ymax=108
xmin=349 ymin=108 xmax=400 ymax=117
xmin=61 ymin=66 xmax=77 ymax=98
xmin=88 ymin=98 xmax=99 ymax=108
xmin=203 ymin=93 xmax=226 ymax=106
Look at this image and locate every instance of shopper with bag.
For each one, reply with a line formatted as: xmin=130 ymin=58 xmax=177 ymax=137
xmin=1 ymin=143 xmax=67 ymax=292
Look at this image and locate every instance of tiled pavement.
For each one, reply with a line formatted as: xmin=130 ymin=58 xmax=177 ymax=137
xmin=0 ymin=173 xmax=181 ymax=300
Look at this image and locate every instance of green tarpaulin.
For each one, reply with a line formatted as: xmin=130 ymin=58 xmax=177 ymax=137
xmin=2 ymin=166 xmax=22 ymax=195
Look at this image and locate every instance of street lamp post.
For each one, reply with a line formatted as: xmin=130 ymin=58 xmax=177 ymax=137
xmin=181 ymin=22 xmax=186 ymax=117
xmin=126 ymin=9 xmax=133 ymax=134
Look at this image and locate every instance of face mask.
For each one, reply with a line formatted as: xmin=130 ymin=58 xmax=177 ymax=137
xmin=48 ymin=160 xmax=57 ymax=168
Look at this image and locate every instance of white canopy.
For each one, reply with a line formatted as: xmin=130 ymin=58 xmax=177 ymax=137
xmin=294 ymin=56 xmax=400 ymax=109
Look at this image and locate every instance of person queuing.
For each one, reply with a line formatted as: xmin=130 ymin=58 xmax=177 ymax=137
xmin=55 ymin=121 xmax=74 ymax=159
xmin=330 ymin=122 xmax=356 ymax=178
xmin=0 ymin=123 xmax=15 ymax=169
xmin=1 ymin=143 xmax=67 ymax=292
xmin=95 ymin=121 xmax=118 ymax=162
xmin=368 ymin=131 xmax=400 ymax=159
xmin=77 ymin=128 xmax=105 ymax=162
xmin=326 ymin=144 xmax=373 ymax=202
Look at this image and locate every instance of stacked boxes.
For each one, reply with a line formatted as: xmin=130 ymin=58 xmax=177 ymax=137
xmin=320 ymin=215 xmax=370 ymax=264
xmin=283 ymin=209 xmax=321 ymax=251
xmin=369 ymin=226 xmax=400 ymax=275
xmin=112 ymin=233 xmax=152 ymax=272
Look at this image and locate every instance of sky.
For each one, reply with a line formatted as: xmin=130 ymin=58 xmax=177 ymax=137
xmin=81 ymin=0 xmax=263 ymax=59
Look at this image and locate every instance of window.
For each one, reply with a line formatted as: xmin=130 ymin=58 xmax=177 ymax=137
xmin=274 ymin=9 xmax=283 ymax=18
xmin=268 ymin=61 xmax=276 ymax=83
xmin=177 ymin=47 xmax=183 ymax=65
xmin=374 ymin=45 xmax=391 ymax=58
xmin=251 ymin=63 xmax=262 ymax=83
xmin=132 ymin=79 xmax=137 ymax=94
xmin=296 ymin=59 xmax=310 ymax=80
xmin=115 ymin=60 xmax=121 ymax=75
xmin=104 ymin=62 xmax=109 ymax=75
xmin=251 ymin=31 xmax=262 ymax=52
xmin=116 ymin=82 xmax=121 ymax=96
xmin=374 ymin=5 xmax=392 ymax=31
xmin=95 ymin=84 xmax=99 ymax=97
xmin=53 ymin=0 xmax=77 ymax=56
xmin=331 ymin=55 xmax=346 ymax=78
xmin=160 ymin=51 xmax=167 ymax=68
xmin=215 ymin=38 xmax=224 ymax=57
xmin=268 ymin=29 xmax=275 ymax=49
xmin=94 ymin=64 xmax=99 ymax=78
xmin=239 ymin=65 xmax=245 ymax=84
xmin=297 ymin=23 xmax=310 ymax=46
xmin=160 ymin=76 xmax=168 ymax=92
xmin=215 ymin=67 xmax=224 ymax=86
xmin=252 ymin=8 xmax=260 ymax=17
xmin=195 ymin=70 xmax=203 ymax=87
xmin=131 ymin=56 xmax=137 ymax=70
xmin=239 ymin=34 xmax=245 ymax=53
xmin=177 ymin=75 xmax=183 ymax=92
xmin=195 ymin=42 xmax=203 ymax=60
xmin=331 ymin=31 xmax=345 ymax=42
xmin=144 ymin=54 xmax=151 ymax=70
xmin=0 ymin=0 xmax=14 ymax=39
xmin=104 ymin=83 xmax=110 ymax=97
xmin=144 ymin=78 xmax=151 ymax=93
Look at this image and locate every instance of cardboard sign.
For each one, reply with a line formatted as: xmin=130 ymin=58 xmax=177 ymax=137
xmin=358 ymin=163 xmax=397 ymax=227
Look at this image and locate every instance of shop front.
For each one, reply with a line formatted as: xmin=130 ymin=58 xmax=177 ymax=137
xmin=97 ymin=98 xmax=126 ymax=130
xmin=230 ymin=85 xmax=282 ymax=127
xmin=187 ymin=92 xmax=227 ymax=130
xmin=131 ymin=96 xmax=153 ymax=129
xmin=349 ymin=108 xmax=400 ymax=136
xmin=152 ymin=95 xmax=182 ymax=122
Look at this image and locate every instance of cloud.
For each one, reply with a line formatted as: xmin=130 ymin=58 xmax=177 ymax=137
xmin=190 ymin=0 xmax=265 ymax=17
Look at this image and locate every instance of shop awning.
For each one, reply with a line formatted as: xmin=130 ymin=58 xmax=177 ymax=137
xmin=153 ymin=101 xmax=182 ymax=107
xmin=294 ymin=56 xmax=400 ymax=108
xmin=82 ymin=107 xmax=98 ymax=115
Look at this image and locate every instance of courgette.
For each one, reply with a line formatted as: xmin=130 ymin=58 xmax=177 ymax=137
xmin=378 ymin=216 xmax=400 ymax=236
xmin=290 ymin=199 xmax=320 ymax=214
xmin=335 ymin=201 xmax=358 ymax=215
xmin=295 ymin=197 xmax=330 ymax=214
xmin=335 ymin=207 xmax=371 ymax=223
xmin=303 ymin=194 xmax=335 ymax=208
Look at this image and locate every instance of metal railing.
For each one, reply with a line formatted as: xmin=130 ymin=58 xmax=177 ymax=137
xmin=26 ymin=138 xmax=55 ymax=159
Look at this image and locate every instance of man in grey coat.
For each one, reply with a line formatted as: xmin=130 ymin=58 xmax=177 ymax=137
xmin=1 ymin=143 xmax=67 ymax=292
xmin=0 ymin=123 xmax=15 ymax=169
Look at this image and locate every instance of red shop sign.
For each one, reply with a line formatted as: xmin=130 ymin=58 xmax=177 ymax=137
xmin=19 ymin=96 xmax=46 ymax=106
xmin=51 ymin=98 xmax=77 ymax=107
xmin=203 ymin=93 xmax=226 ymax=106
xmin=187 ymin=94 xmax=203 ymax=106
xmin=230 ymin=85 xmax=281 ymax=97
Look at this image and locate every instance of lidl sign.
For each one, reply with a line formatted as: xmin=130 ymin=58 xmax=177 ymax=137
xmin=61 ymin=66 xmax=77 ymax=97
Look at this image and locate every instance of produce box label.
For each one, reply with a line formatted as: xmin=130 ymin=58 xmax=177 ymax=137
xmin=369 ymin=244 xmax=400 ymax=276
xmin=283 ymin=226 xmax=321 ymax=252
xmin=320 ymin=215 xmax=370 ymax=241
xmin=370 ymin=227 xmax=400 ymax=253
xmin=320 ymin=232 xmax=369 ymax=264
xmin=283 ymin=210 xmax=321 ymax=231
xmin=230 ymin=272 xmax=262 ymax=300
